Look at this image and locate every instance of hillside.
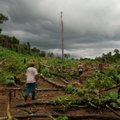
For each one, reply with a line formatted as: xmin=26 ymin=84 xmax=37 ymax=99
xmin=0 ymin=46 xmax=120 ymax=120
xmin=0 ymin=46 xmax=40 ymax=85
xmin=0 ymin=46 xmax=80 ymax=85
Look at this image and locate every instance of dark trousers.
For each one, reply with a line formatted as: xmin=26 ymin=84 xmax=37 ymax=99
xmin=25 ymin=83 xmax=36 ymax=101
xmin=79 ymin=71 xmax=83 ymax=76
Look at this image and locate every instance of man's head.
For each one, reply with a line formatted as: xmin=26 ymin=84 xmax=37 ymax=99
xmin=29 ymin=63 xmax=35 ymax=67
xmin=29 ymin=60 xmax=35 ymax=67
xmin=32 ymin=60 xmax=35 ymax=64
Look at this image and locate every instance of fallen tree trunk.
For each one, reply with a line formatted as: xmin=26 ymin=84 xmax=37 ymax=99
xmin=40 ymin=74 xmax=66 ymax=89
xmin=16 ymin=101 xmax=54 ymax=107
xmin=36 ymin=88 xmax=64 ymax=91
xmin=99 ymin=83 xmax=120 ymax=93
xmin=0 ymin=87 xmax=64 ymax=91
xmin=0 ymin=87 xmax=22 ymax=91
xmin=49 ymin=72 xmax=69 ymax=84
xmin=14 ymin=114 xmax=120 ymax=120
xmin=0 ymin=74 xmax=66 ymax=91
xmin=106 ymin=105 xmax=120 ymax=118
xmin=16 ymin=101 xmax=88 ymax=108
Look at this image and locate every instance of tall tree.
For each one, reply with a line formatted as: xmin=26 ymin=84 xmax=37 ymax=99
xmin=0 ymin=13 xmax=8 ymax=33
xmin=0 ymin=13 xmax=8 ymax=24
xmin=113 ymin=49 xmax=120 ymax=61
xmin=114 ymin=49 xmax=119 ymax=55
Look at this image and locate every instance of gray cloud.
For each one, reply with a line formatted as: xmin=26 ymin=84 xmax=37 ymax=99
xmin=0 ymin=0 xmax=120 ymax=58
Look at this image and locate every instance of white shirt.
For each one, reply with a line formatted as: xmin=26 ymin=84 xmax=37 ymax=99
xmin=78 ymin=65 xmax=83 ymax=71
xmin=26 ymin=67 xmax=38 ymax=83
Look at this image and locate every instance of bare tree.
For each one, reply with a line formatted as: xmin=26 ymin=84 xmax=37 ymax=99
xmin=60 ymin=12 xmax=64 ymax=61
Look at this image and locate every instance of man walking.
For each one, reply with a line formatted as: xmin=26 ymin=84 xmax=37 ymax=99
xmin=24 ymin=61 xmax=39 ymax=101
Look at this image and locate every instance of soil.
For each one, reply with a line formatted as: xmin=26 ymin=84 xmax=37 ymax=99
xmin=0 ymin=74 xmax=120 ymax=120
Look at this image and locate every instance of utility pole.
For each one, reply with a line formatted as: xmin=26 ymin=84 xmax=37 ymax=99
xmin=60 ymin=11 xmax=64 ymax=61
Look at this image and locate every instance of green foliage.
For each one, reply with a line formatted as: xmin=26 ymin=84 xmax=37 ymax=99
xmin=0 ymin=47 xmax=39 ymax=85
xmin=0 ymin=68 xmax=15 ymax=85
xmin=50 ymin=115 xmax=68 ymax=120
xmin=41 ymin=67 xmax=50 ymax=77
xmin=117 ymin=99 xmax=120 ymax=106
xmin=110 ymin=102 xmax=119 ymax=109
xmin=47 ymin=58 xmax=62 ymax=67
xmin=86 ymin=79 xmax=96 ymax=91
xmin=56 ymin=116 xmax=68 ymax=120
xmin=0 ymin=70 xmax=6 ymax=84
xmin=85 ymin=70 xmax=115 ymax=91
xmin=79 ymin=91 xmax=120 ymax=109
xmin=100 ymin=76 xmax=115 ymax=88
xmin=50 ymin=75 xmax=56 ymax=80
xmin=1 ymin=38 xmax=120 ymax=111
xmin=53 ymin=96 xmax=71 ymax=105
xmin=104 ymin=66 xmax=120 ymax=84
xmin=65 ymin=84 xmax=75 ymax=94
xmin=107 ymin=91 xmax=118 ymax=101
xmin=53 ymin=95 xmax=80 ymax=111
xmin=100 ymin=91 xmax=120 ymax=109
xmin=4 ymin=73 xmax=15 ymax=86
xmin=105 ymin=67 xmax=117 ymax=78
xmin=7 ymin=63 xmax=18 ymax=73
xmin=77 ymin=87 xmax=86 ymax=96
xmin=5 ymin=61 xmax=27 ymax=75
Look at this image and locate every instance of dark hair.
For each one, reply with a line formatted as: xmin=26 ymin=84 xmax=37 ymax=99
xmin=29 ymin=63 xmax=35 ymax=67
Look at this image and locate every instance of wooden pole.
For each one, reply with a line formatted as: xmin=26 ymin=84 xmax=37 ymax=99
xmin=60 ymin=11 xmax=64 ymax=61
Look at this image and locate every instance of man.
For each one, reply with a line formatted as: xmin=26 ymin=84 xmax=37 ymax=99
xmin=24 ymin=61 xmax=39 ymax=101
xmin=78 ymin=64 xmax=83 ymax=83
xmin=78 ymin=64 xmax=83 ymax=76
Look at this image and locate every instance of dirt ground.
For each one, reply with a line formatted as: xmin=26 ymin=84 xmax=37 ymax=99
xmin=0 ymin=78 xmax=120 ymax=120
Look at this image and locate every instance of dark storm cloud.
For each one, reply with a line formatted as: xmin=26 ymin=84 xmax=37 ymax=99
xmin=0 ymin=0 xmax=120 ymax=58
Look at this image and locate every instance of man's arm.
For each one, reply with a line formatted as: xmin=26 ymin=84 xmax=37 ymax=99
xmin=35 ymin=74 xmax=40 ymax=81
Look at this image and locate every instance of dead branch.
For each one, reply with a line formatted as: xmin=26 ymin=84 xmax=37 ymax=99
xmin=20 ymin=108 xmax=38 ymax=114
xmin=36 ymin=88 xmax=64 ymax=91
xmin=6 ymin=92 xmax=12 ymax=120
xmin=99 ymin=83 xmax=120 ymax=93
xmin=14 ymin=114 xmax=120 ymax=120
xmin=40 ymin=74 xmax=66 ymax=89
xmin=16 ymin=101 xmax=54 ymax=107
xmin=106 ymin=104 xmax=120 ymax=118
xmin=0 ymin=87 xmax=64 ymax=92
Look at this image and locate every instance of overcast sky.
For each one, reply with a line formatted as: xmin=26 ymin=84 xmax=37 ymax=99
xmin=0 ymin=0 xmax=120 ymax=58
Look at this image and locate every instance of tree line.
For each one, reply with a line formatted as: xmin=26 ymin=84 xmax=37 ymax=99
xmin=95 ymin=49 xmax=120 ymax=63
xmin=0 ymin=13 xmax=120 ymax=61
xmin=0 ymin=13 xmax=55 ymax=57
xmin=0 ymin=13 xmax=71 ymax=58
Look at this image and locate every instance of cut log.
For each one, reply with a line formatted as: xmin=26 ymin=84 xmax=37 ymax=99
xmin=106 ymin=105 xmax=120 ymax=118
xmin=16 ymin=102 xmax=88 ymax=109
xmin=36 ymin=88 xmax=64 ymax=91
xmin=14 ymin=114 xmax=120 ymax=120
xmin=0 ymin=87 xmax=64 ymax=91
xmin=100 ymin=83 xmax=120 ymax=93
xmin=16 ymin=101 xmax=54 ymax=107
xmin=40 ymin=74 xmax=66 ymax=89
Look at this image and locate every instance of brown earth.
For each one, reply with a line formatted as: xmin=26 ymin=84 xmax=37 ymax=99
xmin=0 ymin=72 xmax=120 ymax=120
